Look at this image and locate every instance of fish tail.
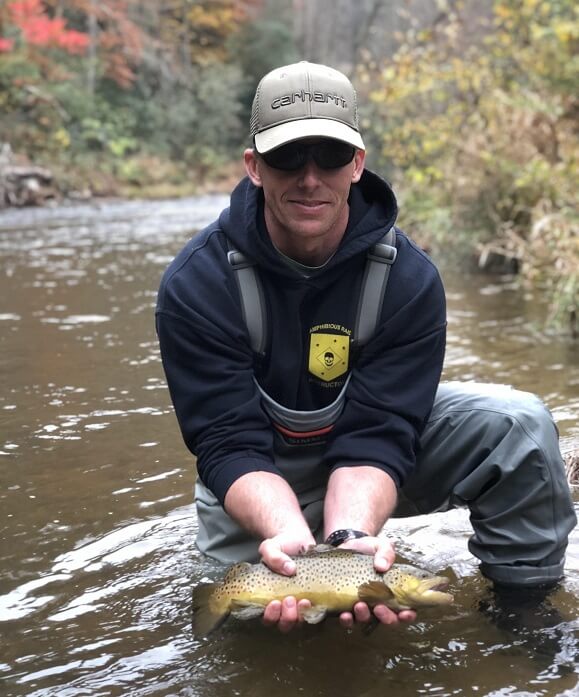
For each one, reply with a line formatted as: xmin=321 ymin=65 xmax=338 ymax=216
xmin=192 ymin=583 xmax=229 ymax=638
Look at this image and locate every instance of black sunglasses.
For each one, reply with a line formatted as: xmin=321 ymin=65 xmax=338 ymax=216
xmin=261 ymin=140 xmax=356 ymax=171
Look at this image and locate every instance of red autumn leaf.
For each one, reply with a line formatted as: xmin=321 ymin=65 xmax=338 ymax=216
xmin=0 ymin=37 xmax=15 ymax=52
xmin=8 ymin=0 xmax=44 ymax=24
xmin=7 ymin=0 xmax=89 ymax=55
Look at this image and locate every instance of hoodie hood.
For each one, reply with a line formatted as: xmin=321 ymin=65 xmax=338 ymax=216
xmin=218 ymin=169 xmax=398 ymax=278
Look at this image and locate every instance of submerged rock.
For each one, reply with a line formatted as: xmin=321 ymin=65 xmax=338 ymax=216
xmin=0 ymin=144 xmax=56 ymax=208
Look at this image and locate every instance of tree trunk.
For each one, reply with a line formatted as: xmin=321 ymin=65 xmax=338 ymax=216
xmin=87 ymin=0 xmax=98 ymax=97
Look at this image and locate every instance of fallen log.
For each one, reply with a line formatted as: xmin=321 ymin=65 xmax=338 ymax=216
xmin=561 ymin=435 xmax=579 ymax=486
xmin=564 ymin=448 xmax=578 ymax=486
xmin=0 ymin=164 xmax=57 ymax=207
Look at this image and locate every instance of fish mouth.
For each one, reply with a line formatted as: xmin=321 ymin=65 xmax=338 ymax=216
xmin=417 ymin=577 xmax=454 ymax=604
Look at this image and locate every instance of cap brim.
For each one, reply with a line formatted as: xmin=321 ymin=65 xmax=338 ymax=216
xmin=254 ymin=118 xmax=365 ymax=154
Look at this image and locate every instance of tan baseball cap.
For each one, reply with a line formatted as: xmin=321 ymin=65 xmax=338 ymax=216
xmin=250 ymin=61 xmax=365 ymax=154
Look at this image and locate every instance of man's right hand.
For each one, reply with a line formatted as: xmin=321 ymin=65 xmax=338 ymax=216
xmin=258 ymin=531 xmax=316 ymax=576
xmin=223 ymin=472 xmax=317 ymax=631
xmin=258 ymin=531 xmax=316 ymax=632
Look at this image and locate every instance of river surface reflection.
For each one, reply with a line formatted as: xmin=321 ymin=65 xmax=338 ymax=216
xmin=0 ymin=197 xmax=577 ymax=696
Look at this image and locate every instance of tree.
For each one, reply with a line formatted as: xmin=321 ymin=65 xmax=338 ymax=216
xmin=362 ymin=0 xmax=578 ymax=327
xmin=0 ymin=0 xmax=90 ymax=156
xmin=4 ymin=0 xmax=89 ymax=56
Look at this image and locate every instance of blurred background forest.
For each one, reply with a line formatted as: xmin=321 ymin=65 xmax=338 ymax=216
xmin=0 ymin=0 xmax=577 ymax=327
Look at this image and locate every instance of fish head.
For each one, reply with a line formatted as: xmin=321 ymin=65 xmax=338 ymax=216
xmin=407 ymin=575 xmax=454 ymax=606
xmin=386 ymin=566 xmax=454 ymax=608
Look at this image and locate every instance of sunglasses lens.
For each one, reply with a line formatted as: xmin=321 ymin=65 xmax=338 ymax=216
xmin=315 ymin=141 xmax=356 ymax=168
xmin=262 ymin=141 xmax=355 ymax=171
xmin=262 ymin=143 xmax=305 ymax=170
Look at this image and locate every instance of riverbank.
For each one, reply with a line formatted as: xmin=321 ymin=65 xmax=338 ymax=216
xmin=0 ymin=148 xmax=245 ymax=209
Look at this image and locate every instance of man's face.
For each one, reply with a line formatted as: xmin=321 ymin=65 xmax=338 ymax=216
xmin=244 ymin=138 xmax=365 ymax=263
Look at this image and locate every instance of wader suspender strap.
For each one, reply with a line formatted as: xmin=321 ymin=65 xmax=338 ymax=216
xmin=353 ymin=226 xmax=397 ymax=347
xmin=227 ymin=227 xmax=397 ymax=355
xmin=227 ymin=247 xmax=267 ymax=355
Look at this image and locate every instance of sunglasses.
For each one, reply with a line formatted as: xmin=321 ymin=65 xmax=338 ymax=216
xmin=261 ymin=140 xmax=356 ymax=171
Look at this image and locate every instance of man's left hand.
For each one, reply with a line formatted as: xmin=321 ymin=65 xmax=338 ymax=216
xmin=337 ymin=535 xmax=416 ymax=628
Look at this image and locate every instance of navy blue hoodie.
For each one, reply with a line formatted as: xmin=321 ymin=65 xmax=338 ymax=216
xmin=156 ymin=169 xmax=446 ymax=505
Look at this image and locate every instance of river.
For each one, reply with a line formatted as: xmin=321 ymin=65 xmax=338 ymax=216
xmin=0 ymin=197 xmax=577 ymax=696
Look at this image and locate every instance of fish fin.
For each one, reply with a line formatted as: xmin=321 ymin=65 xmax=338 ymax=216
xmin=230 ymin=600 xmax=265 ymax=621
xmin=192 ymin=583 xmax=229 ymax=638
xmin=299 ymin=544 xmax=365 ymax=556
xmin=224 ymin=562 xmax=252 ymax=579
xmin=301 ymin=605 xmax=328 ymax=624
xmin=301 ymin=544 xmax=333 ymax=555
xmin=358 ymin=581 xmax=395 ymax=605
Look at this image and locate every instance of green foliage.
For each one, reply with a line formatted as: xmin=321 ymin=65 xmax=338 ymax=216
xmin=0 ymin=0 xmax=297 ymax=178
xmin=126 ymin=62 xmax=246 ymax=169
xmin=0 ymin=55 xmax=69 ymax=159
xmin=361 ymin=0 xmax=578 ymax=329
xmin=227 ymin=11 xmax=299 ymax=124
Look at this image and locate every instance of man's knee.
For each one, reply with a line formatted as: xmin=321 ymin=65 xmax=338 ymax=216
xmin=432 ymin=382 xmax=559 ymax=451
xmin=416 ymin=380 xmax=571 ymax=514
xmin=489 ymin=386 xmax=558 ymax=441
xmin=414 ymin=382 xmax=576 ymax=588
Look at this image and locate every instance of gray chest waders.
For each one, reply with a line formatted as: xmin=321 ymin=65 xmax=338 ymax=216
xmin=195 ymin=228 xmax=397 ymax=562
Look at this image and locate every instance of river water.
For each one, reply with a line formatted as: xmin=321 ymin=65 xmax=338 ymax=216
xmin=0 ymin=197 xmax=577 ymax=697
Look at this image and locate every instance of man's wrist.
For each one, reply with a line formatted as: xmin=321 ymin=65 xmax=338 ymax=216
xmin=325 ymin=528 xmax=369 ymax=547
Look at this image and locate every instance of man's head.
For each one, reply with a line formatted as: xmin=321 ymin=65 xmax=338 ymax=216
xmin=250 ymin=61 xmax=365 ymax=154
xmin=244 ymin=62 xmax=366 ymax=265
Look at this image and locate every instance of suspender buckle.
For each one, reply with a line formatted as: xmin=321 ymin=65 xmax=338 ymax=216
xmin=367 ymin=242 xmax=397 ymax=265
xmin=227 ymin=249 xmax=253 ymax=269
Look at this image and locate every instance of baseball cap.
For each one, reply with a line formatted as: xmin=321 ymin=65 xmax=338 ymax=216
xmin=250 ymin=61 xmax=365 ymax=154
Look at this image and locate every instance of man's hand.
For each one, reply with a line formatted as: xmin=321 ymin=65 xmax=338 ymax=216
xmin=337 ymin=535 xmax=416 ymax=628
xmin=258 ymin=531 xmax=315 ymax=576
xmin=322 ymin=467 xmax=415 ymax=628
xmin=261 ymin=596 xmax=313 ymax=633
xmin=259 ymin=531 xmax=315 ymax=632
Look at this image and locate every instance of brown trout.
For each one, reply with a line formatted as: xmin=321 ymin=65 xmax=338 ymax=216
xmin=193 ymin=546 xmax=453 ymax=636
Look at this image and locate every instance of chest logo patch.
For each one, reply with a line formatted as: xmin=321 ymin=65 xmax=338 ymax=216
xmin=308 ymin=333 xmax=350 ymax=382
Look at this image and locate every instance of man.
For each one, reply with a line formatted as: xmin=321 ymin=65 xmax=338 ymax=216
xmin=156 ymin=61 xmax=576 ymax=632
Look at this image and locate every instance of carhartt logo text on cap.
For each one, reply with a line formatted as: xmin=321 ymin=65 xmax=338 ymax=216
xmin=271 ymin=90 xmax=348 ymax=110
xmin=250 ymin=61 xmax=365 ymax=153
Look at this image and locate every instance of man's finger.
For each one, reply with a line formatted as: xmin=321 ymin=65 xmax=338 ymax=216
xmin=397 ymin=609 xmax=416 ymax=623
xmin=373 ymin=603 xmax=399 ymax=625
xmin=263 ymin=600 xmax=282 ymax=626
xmin=259 ymin=539 xmax=297 ymax=576
xmin=340 ymin=536 xmax=396 ymax=572
xmin=373 ymin=540 xmax=395 ymax=572
xmin=352 ymin=601 xmax=372 ymax=623
xmin=278 ymin=596 xmax=299 ymax=633
xmin=339 ymin=611 xmax=355 ymax=629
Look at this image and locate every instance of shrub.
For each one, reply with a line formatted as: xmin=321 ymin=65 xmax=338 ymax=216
xmin=360 ymin=0 xmax=578 ymax=328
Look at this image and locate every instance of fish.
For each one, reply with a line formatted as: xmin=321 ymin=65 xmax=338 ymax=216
xmin=192 ymin=546 xmax=453 ymax=637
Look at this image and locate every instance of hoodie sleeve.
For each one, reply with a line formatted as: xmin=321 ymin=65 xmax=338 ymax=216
xmin=156 ymin=231 xmax=279 ymax=505
xmin=323 ymin=239 xmax=446 ymax=488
